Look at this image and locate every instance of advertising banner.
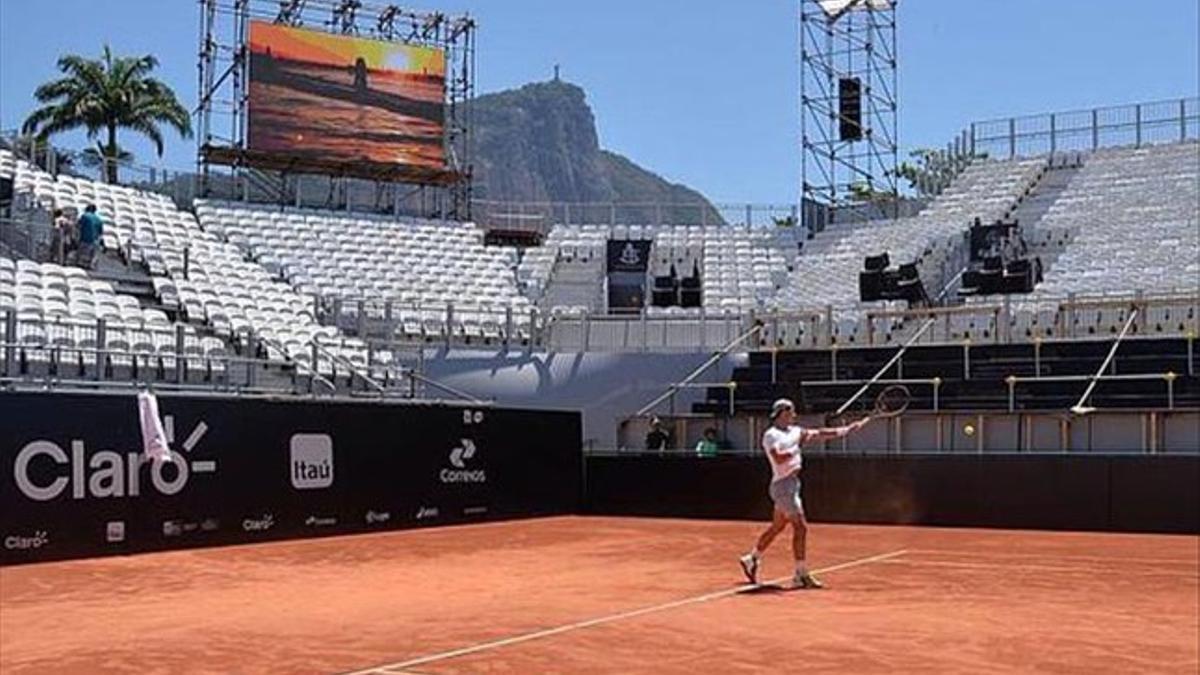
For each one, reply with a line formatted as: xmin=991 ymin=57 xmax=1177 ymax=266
xmin=0 ymin=393 xmax=580 ymax=564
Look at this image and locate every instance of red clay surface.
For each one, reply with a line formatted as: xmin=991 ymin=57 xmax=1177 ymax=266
xmin=1 ymin=517 xmax=1197 ymax=674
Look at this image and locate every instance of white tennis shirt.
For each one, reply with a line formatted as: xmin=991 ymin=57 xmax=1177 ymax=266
xmin=762 ymin=424 xmax=804 ymax=482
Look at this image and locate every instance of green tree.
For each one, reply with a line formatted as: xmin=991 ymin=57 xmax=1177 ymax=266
xmin=21 ymin=46 xmax=191 ymax=184
xmin=892 ymin=148 xmax=984 ymax=197
xmin=848 ymin=181 xmax=899 ymax=203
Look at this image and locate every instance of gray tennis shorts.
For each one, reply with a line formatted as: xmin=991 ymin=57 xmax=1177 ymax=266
xmin=769 ymin=473 xmax=804 ymax=517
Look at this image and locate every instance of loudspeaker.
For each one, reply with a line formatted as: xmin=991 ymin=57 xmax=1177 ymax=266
xmin=838 ymin=77 xmax=863 ymax=141
xmin=864 ymin=252 xmax=890 ymax=272
xmin=859 ymin=270 xmax=883 ymax=301
xmin=680 ymin=288 xmax=702 ymax=308
xmin=651 ymin=288 xmax=677 ymax=307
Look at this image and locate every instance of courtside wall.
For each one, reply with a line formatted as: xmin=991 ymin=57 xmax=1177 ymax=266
xmin=0 ymin=391 xmax=581 ymax=565
xmin=584 ymin=454 xmax=1200 ymax=534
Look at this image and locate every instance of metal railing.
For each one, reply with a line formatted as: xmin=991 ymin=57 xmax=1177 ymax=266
xmin=0 ymin=216 xmax=52 ymax=261
xmin=305 ymin=287 xmax=1200 ymax=354
xmin=1006 ymin=372 xmax=1184 ymax=413
xmin=0 ymin=310 xmax=491 ymax=403
xmin=470 ymin=200 xmax=804 ymax=232
xmin=2 ymin=336 xmax=288 ymax=395
xmin=634 ymin=322 xmax=764 ymax=418
xmin=611 ymin=404 xmax=1199 ymax=456
xmin=966 ymin=97 xmax=1199 ymax=161
xmin=756 ymin=290 xmax=1200 ymax=350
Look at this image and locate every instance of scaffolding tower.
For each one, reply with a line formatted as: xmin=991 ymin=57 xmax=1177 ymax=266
xmin=800 ymin=0 xmax=899 ymax=223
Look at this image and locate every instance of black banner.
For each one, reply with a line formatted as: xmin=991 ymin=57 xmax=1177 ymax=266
xmin=0 ymin=392 xmax=581 ymax=565
xmin=607 ymin=239 xmax=652 ymax=311
xmin=584 ymin=454 xmax=1200 ymax=534
xmin=606 ymin=240 xmax=652 ymax=274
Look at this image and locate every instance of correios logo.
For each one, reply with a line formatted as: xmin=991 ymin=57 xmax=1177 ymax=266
xmin=12 ymin=417 xmax=214 ymax=501
xmin=242 ymin=514 xmax=275 ymax=532
xmin=449 ymin=439 xmax=476 ymax=468
xmin=290 ymin=434 xmax=333 ymax=490
xmin=4 ymin=531 xmax=49 ymax=550
xmin=441 ymin=439 xmax=486 ymax=484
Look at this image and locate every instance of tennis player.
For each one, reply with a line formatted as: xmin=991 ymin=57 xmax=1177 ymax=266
xmin=739 ymin=398 xmax=869 ymax=589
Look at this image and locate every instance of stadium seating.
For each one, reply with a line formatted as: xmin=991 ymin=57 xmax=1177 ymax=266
xmin=0 ymin=157 xmax=384 ymax=380
xmin=1025 ymin=141 xmax=1199 ymax=298
xmin=777 ymin=158 xmax=1045 ymax=311
xmin=694 ymin=336 xmax=1200 ymax=420
xmin=519 ymin=223 xmax=798 ymax=314
xmin=194 ymin=200 xmax=533 ymax=344
xmin=0 ymin=256 xmax=223 ymax=377
xmin=3 ymin=136 xmax=1196 ymax=361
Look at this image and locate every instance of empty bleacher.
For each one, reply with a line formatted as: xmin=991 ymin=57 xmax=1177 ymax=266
xmin=775 ymin=158 xmax=1046 ymax=327
xmin=195 ymin=200 xmax=533 ymax=345
xmin=0 ymin=154 xmax=391 ymax=386
xmin=521 ymin=223 xmax=798 ymax=316
xmin=1024 ymin=141 xmax=1199 ymax=298
xmin=695 ymin=337 xmax=1199 ymax=418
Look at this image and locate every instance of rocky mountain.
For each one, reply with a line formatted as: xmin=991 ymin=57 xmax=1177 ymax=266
xmin=471 ymin=80 xmax=721 ymax=224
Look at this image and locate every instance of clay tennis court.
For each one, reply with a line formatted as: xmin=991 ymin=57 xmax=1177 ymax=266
xmin=2 ymin=516 xmax=1196 ymax=674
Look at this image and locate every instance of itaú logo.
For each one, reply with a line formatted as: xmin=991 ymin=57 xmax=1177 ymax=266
xmin=12 ymin=420 xmax=214 ymax=501
xmin=440 ymin=439 xmax=485 ymax=484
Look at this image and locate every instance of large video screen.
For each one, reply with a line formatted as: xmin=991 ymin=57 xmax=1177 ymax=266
xmin=247 ymin=21 xmax=446 ymax=171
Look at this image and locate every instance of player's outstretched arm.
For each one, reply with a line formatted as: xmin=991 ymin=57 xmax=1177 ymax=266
xmin=802 ymin=417 xmax=871 ymax=443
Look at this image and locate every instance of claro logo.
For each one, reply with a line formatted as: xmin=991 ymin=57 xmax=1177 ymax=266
xmin=12 ymin=420 xmax=215 ymax=501
xmin=242 ymin=514 xmax=275 ymax=532
xmin=440 ymin=439 xmax=485 ymax=484
xmin=4 ymin=531 xmax=49 ymax=550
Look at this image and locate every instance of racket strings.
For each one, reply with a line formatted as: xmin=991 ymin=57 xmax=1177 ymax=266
xmin=873 ymin=385 xmax=911 ymax=416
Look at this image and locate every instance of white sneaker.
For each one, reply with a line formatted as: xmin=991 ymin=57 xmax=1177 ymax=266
xmin=739 ymin=554 xmax=759 ymax=584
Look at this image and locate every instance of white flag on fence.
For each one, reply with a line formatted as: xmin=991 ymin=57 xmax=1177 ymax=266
xmin=137 ymin=391 xmax=173 ymax=463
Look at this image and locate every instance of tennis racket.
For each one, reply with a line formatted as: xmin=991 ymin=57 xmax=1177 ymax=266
xmin=825 ymin=384 xmax=911 ymax=427
xmin=867 ymin=384 xmax=911 ymax=420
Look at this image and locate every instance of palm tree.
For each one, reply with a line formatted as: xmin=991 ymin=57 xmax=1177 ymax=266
xmin=21 ymin=45 xmax=191 ymax=184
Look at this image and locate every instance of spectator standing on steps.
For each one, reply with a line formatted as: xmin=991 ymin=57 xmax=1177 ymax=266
xmin=50 ymin=208 xmax=70 ymax=264
xmin=75 ymin=204 xmax=103 ymax=270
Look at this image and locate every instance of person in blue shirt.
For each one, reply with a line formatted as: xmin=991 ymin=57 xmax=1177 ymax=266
xmin=75 ymin=204 xmax=104 ymax=269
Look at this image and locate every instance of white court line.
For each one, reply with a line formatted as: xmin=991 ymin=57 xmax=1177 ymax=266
xmin=343 ymin=549 xmax=908 ymax=675
xmin=877 ymin=558 xmax=1200 ymax=577
xmin=908 ymin=548 xmax=1199 ymax=566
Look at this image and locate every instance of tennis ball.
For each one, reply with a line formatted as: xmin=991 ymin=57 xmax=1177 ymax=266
xmin=963 ymin=424 xmax=976 ymax=437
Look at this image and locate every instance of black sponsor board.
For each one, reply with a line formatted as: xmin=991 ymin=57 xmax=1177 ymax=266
xmin=583 ymin=453 xmax=1199 ymax=534
xmin=1 ymin=392 xmax=581 ymax=565
xmin=606 ymin=240 xmax=652 ymax=274
xmin=606 ymin=239 xmax=652 ymax=312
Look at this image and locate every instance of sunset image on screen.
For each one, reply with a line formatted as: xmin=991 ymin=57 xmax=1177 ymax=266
xmin=247 ymin=21 xmax=446 ymax=170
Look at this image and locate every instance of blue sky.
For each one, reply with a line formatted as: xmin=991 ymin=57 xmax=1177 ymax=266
xmin=1 ymin=0 xmax=1196 ymax=203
